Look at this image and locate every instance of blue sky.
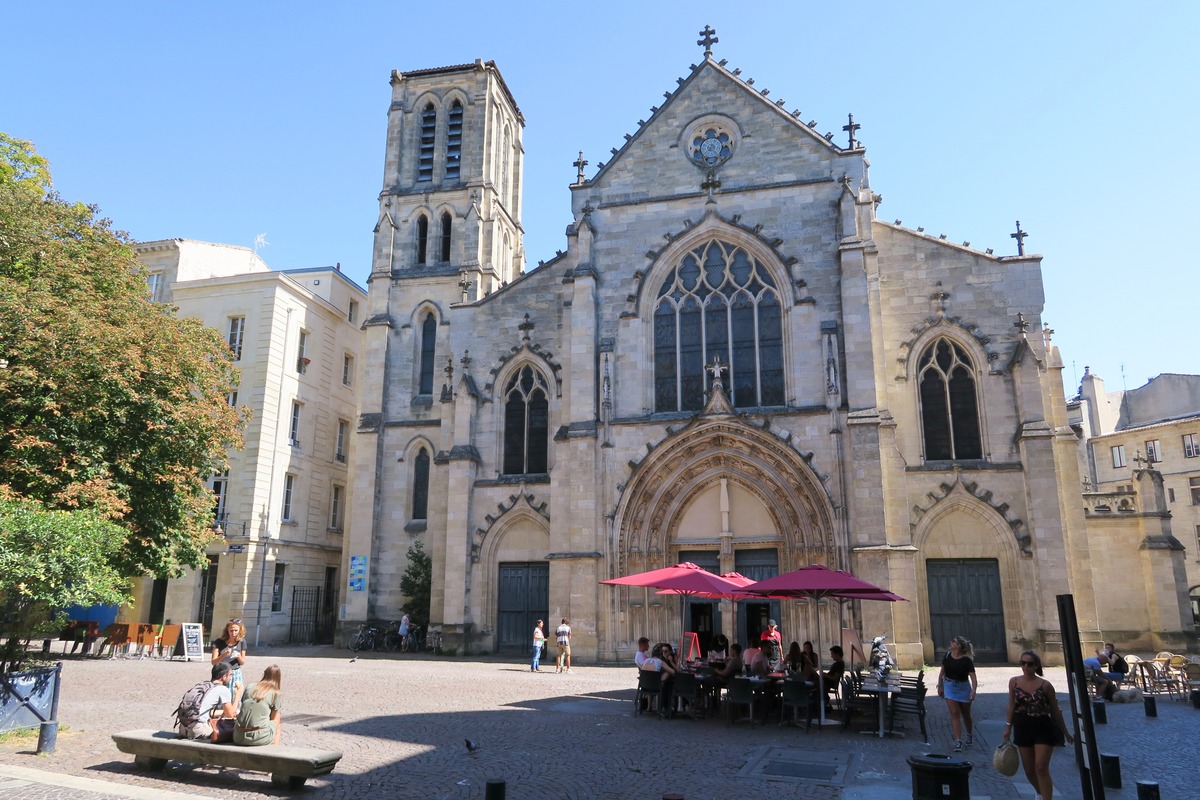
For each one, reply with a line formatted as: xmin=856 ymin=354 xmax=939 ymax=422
xmin=6 ymin=2 xmax=1196 ymax=394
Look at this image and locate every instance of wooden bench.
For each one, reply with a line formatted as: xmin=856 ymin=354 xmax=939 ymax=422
xmin=112 ymin=729 xmax=342 ymax=789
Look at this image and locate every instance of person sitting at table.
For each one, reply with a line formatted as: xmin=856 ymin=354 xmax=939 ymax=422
xmin=785 ymin=641 xmax=803 ymax=674
xmin=708 ymin=634 xmax=730 ymax=662
xmin=800 ymin=641 xmax=820 ymax=679
xmin=822 ymin=645 xmax=846 ymax=708
xmin=713 ymin=644 xmax=743 ymax=684
xmin=743 ymin=645 xmax=769 ymax=678
xmin=635 ymin=637 xmax=651 ymax=668
xmin=642 ymin=643 xmax=677 ymax=717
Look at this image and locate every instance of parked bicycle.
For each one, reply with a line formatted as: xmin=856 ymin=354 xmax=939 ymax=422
xmin=401 ymin=625 xmax=424 ymax=653
xmin=346 ymin=622 xmax=380 ymax=652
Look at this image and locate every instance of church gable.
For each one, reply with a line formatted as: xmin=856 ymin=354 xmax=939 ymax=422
xmin=587 ymin=59 xmax=846 ymax=202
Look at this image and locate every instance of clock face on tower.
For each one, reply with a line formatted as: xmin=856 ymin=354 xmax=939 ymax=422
xmin=690 ymin=127 xmax=733 ymax=167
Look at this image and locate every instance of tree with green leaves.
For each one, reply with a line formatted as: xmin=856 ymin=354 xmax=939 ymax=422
xmin=399 ymin=540 xmax=432 ymax=627
xmin=0 ymin=498 xmax=129 ymax=672
xmin=0 ymin=133 xmax=246 ymax=580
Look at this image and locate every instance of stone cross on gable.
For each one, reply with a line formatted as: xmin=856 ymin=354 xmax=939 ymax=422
xmin=706 ymin=353 xmax=728 ymax=390
xmin=518 ymin=313 xmax=535 ymax=342
xmin=444 ymin=354 xmax=455 ymax=382
xmin=573 ymin=151 xmax=588 ymax=185
xmin=1011 ymin=220 xmax=1028 ymax=256
xmin=843 ymin=113 xmax=861 ymax=149
xmin=1132 ymin=449 xmax=1149 ymax=470
xmin=460 ymin=349 xmax=472 ymax=370
xmin=1014 ymin=312 xmax=1030 ymax=334
xmin=697 ymin=25 xmax=718 ymax=56
xmin=1042 ymin=323 xmax=1055 ymax=348
xmin=931 ymin=283 xmax=950 ymax=316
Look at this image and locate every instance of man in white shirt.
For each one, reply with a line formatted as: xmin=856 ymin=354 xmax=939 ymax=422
xmin=555 ymin=618 xmax=572 ymax=673
xmin=634 ymin=637 xmax=651 ymax=668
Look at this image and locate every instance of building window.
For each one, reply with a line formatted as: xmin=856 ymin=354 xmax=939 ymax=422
xmin=348 ymin=299 xmax=358 ymax=324
xmin=335 ymin=419 xmax=348 ymax=463
xmin=500 ymin=124 xmax=511 ymax=206
xmin=1169 ymin=488 xmax=1176 ymax=503
xmin=418 ymin=103 xmax=436 ymax=182
xmin=412 ymin=447 xmax=430 ymax=520
xmin=1145 ymin=439 xmax=1161 ymax=463
xmin=445 ymin=100 xmax=463 ymax=180
xmin=227 ymin=390 xmax=238 ymax=407
xmin=297 ymin=330 xmax=309 ymax=374
xmin=918 ymin=339 xmax=982 ymax=461
xmin=440 ymin=212 xmax=452 ymax=262
xmin=342 ymin=354 xmax=354 ymax=387
xmin=503 ymin=365 xmax=549 ymax=475
xmin=418 ymin=312 xmax=436 ymax=395
xmin=1183 ymin=433 xmax=1199 ymax=459
xmin=330 ymin=485 xmax=344 ymax=530
xmin=147 ymin=272 xmax=163 ymax=301
xmin=289 ymin=402 xmax=302 ymax=448
xmin=1112 ymin=445 xmax=1127 ymax=468
xmin=1190 ymin=477 xmax=1200 ymax=505
xmin=211 ymin=471 xmax=229 ymax=524
xmin=282 ymin=474 xmax=296 ymax=522
xmin=653 ymin=240 xmax=784 ymax=412
xmin=271 ymin=563 xmax=286 ymax=612
xmin=227 ymin=316 xmax=245 ymax=361
xmin=416 ymin=214 xmax=429 ymax=265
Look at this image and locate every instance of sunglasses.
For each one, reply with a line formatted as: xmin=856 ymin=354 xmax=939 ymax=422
xmin=228 ymin=618 xmax=242 ymax=625
xmin=1020 ymin=660 xmax=1036 ymax=666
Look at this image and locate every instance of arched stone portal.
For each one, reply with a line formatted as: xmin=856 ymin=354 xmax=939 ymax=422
xmin=605 ymin=396 xmax=841 ymax=657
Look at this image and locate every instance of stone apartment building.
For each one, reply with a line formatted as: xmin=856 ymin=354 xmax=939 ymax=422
xmin=339 ymin=36 xmax=1154 ymax=668
xmin=126 ymin=239 xmax=366 ymax=647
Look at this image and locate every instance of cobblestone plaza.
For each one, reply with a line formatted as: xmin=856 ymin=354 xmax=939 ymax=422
xmin=0 ymin=649 xmax=1195 ymax=799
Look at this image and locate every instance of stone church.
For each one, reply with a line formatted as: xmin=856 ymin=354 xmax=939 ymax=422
xmin=344 ymin=34 xmax=1109 ymax=667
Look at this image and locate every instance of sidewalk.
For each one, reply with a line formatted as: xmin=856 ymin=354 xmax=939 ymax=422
xmin=0 ymin=649 xmax=1192 ymax=799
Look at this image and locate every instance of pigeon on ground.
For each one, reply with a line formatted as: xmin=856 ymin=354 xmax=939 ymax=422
xmin=465 ymin=738 xmax=479 ymax=754
xmin=349 ymin=656 xmax=357 ymax=663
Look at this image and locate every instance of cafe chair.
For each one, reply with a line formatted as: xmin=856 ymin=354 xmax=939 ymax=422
xmin=726 ymin=677 xmax=757 ymax=726
xmin=779 ymin=679 xmax=816 ymax=732
xmin=840 ymin=674 xmax=874 ymax=730
xmin=672 ymin=672 xmax=703 ymax=720
xmin=887 ymin=681 xmax=929 ymax=742
xmin=635 ymin=670 xmax=662 ymax=717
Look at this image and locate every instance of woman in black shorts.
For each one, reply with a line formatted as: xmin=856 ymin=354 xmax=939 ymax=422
xmin=1002 ymin=650 xmax=1074 ymax=800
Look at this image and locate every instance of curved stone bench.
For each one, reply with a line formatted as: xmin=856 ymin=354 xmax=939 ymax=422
xmin=112 ymin=729 xmax=342 ymax=789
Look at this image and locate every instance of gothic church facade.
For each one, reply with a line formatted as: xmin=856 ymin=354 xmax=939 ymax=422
xmin=345 ymin=44 xmax=1102 ymax=666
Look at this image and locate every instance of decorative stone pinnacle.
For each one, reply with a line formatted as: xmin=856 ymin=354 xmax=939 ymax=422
xmin=697 ymin=25 xmax=718 ymax=56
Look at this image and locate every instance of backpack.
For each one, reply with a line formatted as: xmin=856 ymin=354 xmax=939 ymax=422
xmin=173 ymin=680 xmax=215 ymax=728
xmin=1111 ymin=654 xmax=1129 ymax=674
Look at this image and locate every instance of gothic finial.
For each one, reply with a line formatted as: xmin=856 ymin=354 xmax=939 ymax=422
xmin=1042 ymin=323 xmax=1055 ymax=348
xmin=458 ymin=270 xmax=473 ymax=303
xmin=1011 ymin=220 xmax=1028 ymax=256
xmin=843 ymin=113 xmax=861 ymax=149
xmin=573 ymin=150 xmax=588 ymax=185
xmin=697 ymin=25 xmax=718 ymax=56
xmin=444 ymin=354 xmax=454 ymax=382
xmin=517 ymin=313 xmax=535 ymax=343
xmin=1014 ymin=312 xmax=1030 ymax=334
xmin=460 ymin=349 xmax=471 ymax=370
xmin=706 ymin=353 xmax=728 ymax=391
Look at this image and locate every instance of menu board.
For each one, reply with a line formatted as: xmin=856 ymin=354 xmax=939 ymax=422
xmin=178 ymin=622 xmax=205 ymax=661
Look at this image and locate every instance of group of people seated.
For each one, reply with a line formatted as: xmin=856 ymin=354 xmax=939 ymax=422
xmin=1084 ymin=642 xmax=1129 ymax=699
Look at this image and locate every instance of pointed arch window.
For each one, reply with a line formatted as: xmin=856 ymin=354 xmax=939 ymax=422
xmin=918 ymin=338 xmax=983 ymax=460
xmin=440 ymin=212 xmax=452 ymax=262
xmin=500 ymin=124 xmax=511 ymax=207
xmin=412 ymin=447 xmax=430 ymax=520
xmin=653 ymin=240 xmax=784 ymax=411
xmin=418 ymin=312 xmax=436 ymax=395
xmin=418 ymin=103 xmax=436 ymax=182
xmin=445 ymin=100 xmax=463 ymax=181
xmin=502 ymin=365 xmax=549 ymax=475
xmin=416 ymin=214 xmax=429 ymax=265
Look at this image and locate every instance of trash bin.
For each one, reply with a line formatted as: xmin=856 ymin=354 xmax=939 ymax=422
xmin=908 ymin=753 xmax=972 ymax=800
xmin=1191 ymin=689 xmax=1200 ymax=710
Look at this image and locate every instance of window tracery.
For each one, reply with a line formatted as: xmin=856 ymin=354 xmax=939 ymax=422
xmin=918 ymin=338 xmax=982 ymax=460
xmin=502 ymin=365 xmax=549 ymax=475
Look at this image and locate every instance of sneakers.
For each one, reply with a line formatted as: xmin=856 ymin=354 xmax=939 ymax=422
xmin=567 ymin=668 xmax=573 ymax=674
xmin=953 ymin=740 xmax=962 ymax=752
xmin=966 ymin=732 xmax=973 ymax=746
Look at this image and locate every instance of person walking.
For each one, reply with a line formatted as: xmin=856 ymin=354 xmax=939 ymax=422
xmin=937 ymin=635 xmax=978 ymax=751
xmin=555 ymin=618 xmax=572 ymax=673
xmin=531 ymin=620 xmax=546 ymax=671
xmin=1002 ymin=650 xmax=1074 ymax=800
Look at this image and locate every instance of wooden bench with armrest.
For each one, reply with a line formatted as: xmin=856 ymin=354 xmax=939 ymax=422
xmin=112 ymin=729 xmax=342 ymax=789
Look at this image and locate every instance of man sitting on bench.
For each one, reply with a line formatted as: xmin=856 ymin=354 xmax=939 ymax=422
xmin=179 ymin=662 xmax=243 ymax=742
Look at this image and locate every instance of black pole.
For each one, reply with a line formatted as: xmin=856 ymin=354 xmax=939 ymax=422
xmin=1056 ymin=593 xmax=1105 ymax=800
xmin=485 ymin=779 xmax=505 ymax=800
xmin=1092 ymin=699 xmax=1107 ymax=724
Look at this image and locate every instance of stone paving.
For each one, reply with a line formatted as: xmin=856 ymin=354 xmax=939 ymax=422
xmin=0 ymin=647 xmax=1195 ymax=799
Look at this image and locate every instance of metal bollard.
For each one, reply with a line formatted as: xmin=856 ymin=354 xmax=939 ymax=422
xmin=36 ymin=722 xmax=58 ymax=755
xmin=1099 ymin=753 xmax=1121 ymax=789
xmin=1092 ymin=699 xmax=1107 ymax=724
xmin=1143 ymin=695 xmax=1157 ymax=717
xmin=485 ymin=779 xmax=505 ymax=800
xmin=1136 ymin=780 xmax=1160 ymax=800
xmin=662 ymin=795 xmax=685 ymax=800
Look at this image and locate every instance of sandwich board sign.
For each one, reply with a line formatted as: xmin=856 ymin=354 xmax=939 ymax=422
xmin=178 ymin=622 xmax=205 ymax=661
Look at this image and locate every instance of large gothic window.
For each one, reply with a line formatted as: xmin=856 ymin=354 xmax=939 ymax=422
xmin=418 ymin=313 xmax=436 ymax=395
xmin=411 ymin=447 xmax=430 ymax=520
xmin=418 ymin=103 xmax=436 ymax=182
xmin=416 ymin=215 xmax=429 ymax=265
xmin=445 ymin=101 xmax=463 ymax=180
xmin=440 ymin=212 xmax=452 ymax=262
xmin=653 ymin=240 xmax=784 ymax=411
xmin=502 ymin=365 xmax=549 ymax=475
xmin=918 ymin=338 xmax=982 ymax=460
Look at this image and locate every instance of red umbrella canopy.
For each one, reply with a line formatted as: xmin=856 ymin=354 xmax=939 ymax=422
xmin=603 ymin=562 xmax=745 ymax=596
xmin=743 ymin=564 xmax=893 ymax=600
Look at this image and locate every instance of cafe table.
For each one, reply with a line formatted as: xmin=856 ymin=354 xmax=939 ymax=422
xmin=857 ymin=678 xmax=901 ymax=738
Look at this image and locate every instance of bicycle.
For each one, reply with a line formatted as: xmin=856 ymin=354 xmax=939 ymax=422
xmin=347 ymin=622 xmax=382 ymax=652
xmin=401 ymin=625 xmax=423 ymax=653
xmin=381 ymin=620 xmax=404 ymax=652
xmin=426 ymin=626 xmax=443 ymax=655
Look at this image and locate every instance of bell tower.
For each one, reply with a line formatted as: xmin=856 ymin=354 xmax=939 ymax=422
xmin=371 ymin=59 xmax=525 ymax=293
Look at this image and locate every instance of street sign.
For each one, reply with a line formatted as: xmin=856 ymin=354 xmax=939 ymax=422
xmin=227 ymin=544 xmax=245 ymax=553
